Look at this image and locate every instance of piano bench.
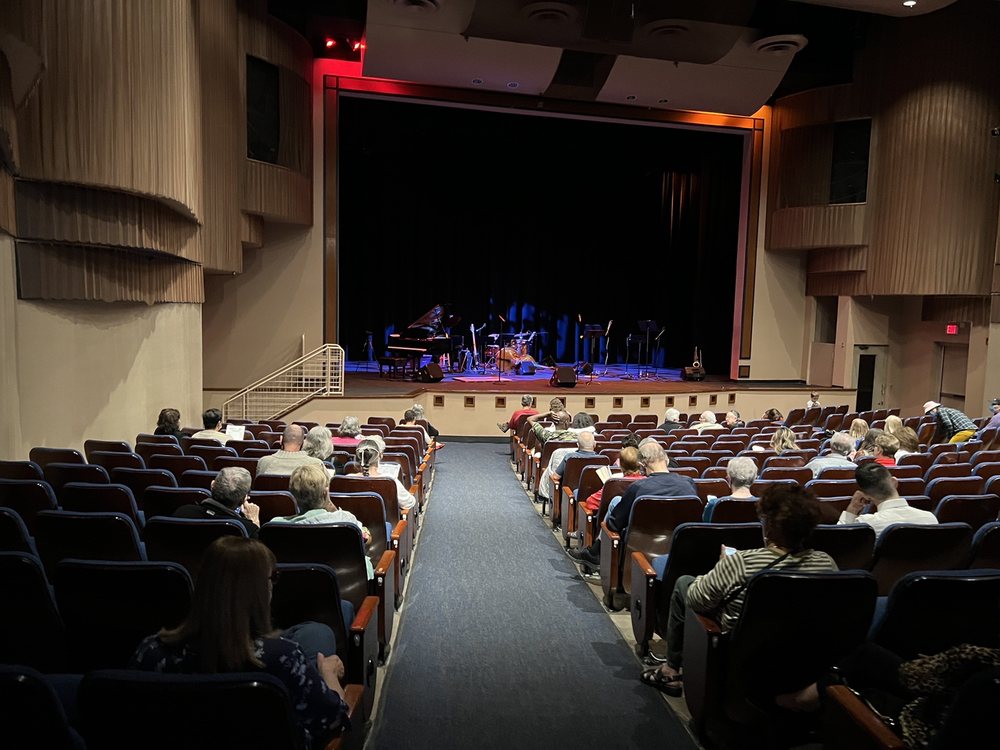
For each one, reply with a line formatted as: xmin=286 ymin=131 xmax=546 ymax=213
xmin=377 ymin=356 xmax=409 ymax=379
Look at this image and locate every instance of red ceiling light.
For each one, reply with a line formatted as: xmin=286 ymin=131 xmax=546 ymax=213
xmin=324 ymin=38 xmax=336 ymax=49
xmin=351 ymin=40 xmax=365 ymax=52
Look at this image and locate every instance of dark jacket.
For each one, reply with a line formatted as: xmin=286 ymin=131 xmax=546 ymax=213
xmin=174 ymin=499 xmax=260 ymax=539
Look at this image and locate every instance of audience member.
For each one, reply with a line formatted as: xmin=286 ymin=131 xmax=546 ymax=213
xmin=174 ymin=467 xmax=260 ymax=538
xmin=658 ymin=408 xmax=683 ymax=433
xmin=544 ymin=432 xmax=599 ymax=504
xmin=410 ymin=403 xmax=440 ymax=439
xmin=805 ymin=432 xmax=856 ymax=477
xmin=303 ymin=426 xmax=335 ymax=462
xmin=692 ymin=410 xmax=724 ymax=433
xmin=399 ymin=409 xmax=433 ymax=446
xmin=346 ymin=438 xmax=416 ymax=513
xmin=722 ymin=410 xmax=744 ymax=429
xmin=640 ymin=484 xmax=836 ymax=695
xmin=837 ymin=463 xmax=937 ymax=536
xmin=497 ymin=395 xmax=538 ymax=434
xmin=923 ymin=401 xmax=977 ymax=443
xmin=702 ymin=456 xmax=757 ymax=522
xmin=853 ymin=428 xmax=884 ymax=460
xmin=580 ymin=447 xmax=642 ymax=514
xmin=848 ymin=419 xmax=869 ymax=446
xmin=893 ymin=426 xmax=920 ymax=460
xmin=976 ymin=397 xmax=1000 ymax=437
xmin=762 ymin=408 xmax=784 ymax=423
xmin=884 ymin=414 xmax=904 ymax=435
xmin=189 ymin=408 xmax=240 ymax=444
xmin=526 ymin=409 xmax=575 ymax=446
xmin=806 ymin=392 xmax=821 ymax=409
xmin=332 ymin=417 xmax=363 ymax=449
xmin=257 ymin=425 xmax=327 ymax=476
xmin=154 ymin=408 xmax=183 ymax=437
xmin=130 ymin=537 xmax=350 ymax=748
xmin=569 ymin=441 xmax=696 ymax=569
xmin=872 ymin=433 xmax=899 ymax=466
xmin=769 ymin=426 xmax=799 ymax=454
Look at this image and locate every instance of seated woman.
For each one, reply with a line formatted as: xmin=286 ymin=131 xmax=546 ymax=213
xmin=154 ymin=408 xmax=183 ymax=437
xmin=702 ymin=456 xmax=757 ymax=523
xmin=345 ymin=438 xmax=416 ymax=514
xmin=769 ymin=426 xmax=800 ymax=454
xmin=762 ymin=408 xmax=784 ymax=424
xmin=849 ymin=418 xmax=870 ymax=448
xmin=852 ymin=427 xmax=884 ymax=461
xmin=131 ymin=537 xmax=349 ymax=748
xmin=303 ymin=426 xmax=340 ymax=474
xmin=332 ymin=417 xmax=363 ymax=449
xmin=893 ymin=426 xmax=920 ymax=460
xmin=581 ymin=446 xmax=642 ymax=515
xmin=641 ymin=484 xmax=837 ymax=696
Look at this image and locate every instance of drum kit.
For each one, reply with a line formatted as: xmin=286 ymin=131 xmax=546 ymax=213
xmin=483 ymin=331 xmax=541 ymax=374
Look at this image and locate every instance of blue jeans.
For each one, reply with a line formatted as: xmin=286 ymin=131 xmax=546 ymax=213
xmin=281 ymin=621 xmax=338 ymax=662
xmin=598 ymin=495 xmax=623 ymax=543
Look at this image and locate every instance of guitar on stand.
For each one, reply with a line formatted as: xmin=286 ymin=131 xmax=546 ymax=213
xmin=469 ymin=323 xmax=480 ymax=372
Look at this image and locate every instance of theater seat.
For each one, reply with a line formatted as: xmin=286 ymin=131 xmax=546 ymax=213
xmin=78 ymin=670 xmax=362 ymax=750
xmin=0 ymin=665 xmax=83 ymax=750
xmin=0 ymin=479 xmax=59 ymax=534
xmin=83 ymin=439 xmax=132 ymax=463
xmin=869 ymin=522 xmax=974 ymax=596
xmin=28 ymin=447 xmax=85 ymax=469
xmin=141 ymin=486 xmax=211 ymax=520
xmin=685 ymin=571 xmax=877 ymax=749
xmin=807 ymin=524 xmax=876 ymax=570
xmin=0 ymin=460 xmax=44 ymax=480
xmin=968 ymin=521 xmax=1000 ymax=568
xmin=0 ymin=507 xmax=34 ymax=554
xmin=89 ymin=450 xmax=145 ymax=472
xmin=0 ymin=552 xmax=68 ymax=671
xmin=35 ymin=511 xmax=145 ymax=576
xmin=331 ymin=491 xmax=402 ymax=608
xmin=60 ymin=482 xmax=144 ymax=529
xmin=933 ymin=494 xmax=1000 ymax=530
xmin=144 ymin=517 xmax=247 ymax=581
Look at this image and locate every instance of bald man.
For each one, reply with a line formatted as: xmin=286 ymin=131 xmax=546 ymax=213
xmin=256 ymin=424 xmax=327 ymax=476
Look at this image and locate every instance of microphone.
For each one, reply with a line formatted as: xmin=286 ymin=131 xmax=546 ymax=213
xmin=499 ymin=314 xmax=506 ymax=323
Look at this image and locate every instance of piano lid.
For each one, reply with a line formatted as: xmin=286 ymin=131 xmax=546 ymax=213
xmin=402 ymin=303 xmax=443 ymax=338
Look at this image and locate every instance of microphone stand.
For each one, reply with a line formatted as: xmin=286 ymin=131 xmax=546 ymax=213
xmin=601 ymin=319 xmax=613 ymax=376
xmin=652 ymin=328 xmax=665 ymax=380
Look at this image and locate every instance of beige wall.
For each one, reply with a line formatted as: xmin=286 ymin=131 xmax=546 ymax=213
xmin=0 ymin=234 xmax=202 ymax=459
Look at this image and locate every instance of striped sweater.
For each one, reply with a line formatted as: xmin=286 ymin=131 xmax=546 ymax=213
xmin=686 ymin=547 xmax=838 ymax=632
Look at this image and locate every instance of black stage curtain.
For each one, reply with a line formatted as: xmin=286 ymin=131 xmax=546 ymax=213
xmin=338 ymin=96 xmax=743 ymax=374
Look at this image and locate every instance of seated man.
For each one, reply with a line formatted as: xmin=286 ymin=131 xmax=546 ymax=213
xmin=805 ymin=431 xmax=856 ymax=477
xmin=272 ymin=464 xmax=373 ymax=579
xmin=541 ymin=431 xmax=599 ymax=505
xmin=702 ymin=456 xmax=756 ymax=523
xmin=257 ymin=425 xmax=327 ymax=476
xmin=174 ymin=466 xmax=260 ymax=538
xmin=569 ymin=441 xmax=696 ymax=569
xmin=692 ymin=410 xmax=724 ymax=433
xmin=722 ymin=410 xmax=745 ymax=429
xmin=498 ymin=395 xmax=538 ymax=434
xmin=837 ymin=462 xmax=937 ymax=536
xmin=658 ymin=408 xmax=682 ymax=433
xmin=399 ymin=409 xmax=433 ymax=446
xmin=872 ymin=433 xmax=899 ymax=466
xmin=924 ymin=401 xmax=977 ymax=444
xmin=526 ymin=409 xmax=575 ymax=447
xmin=189 ymin=407 xmax=241 ymax=444
xmin=641 ymin=485 xmax=837 ymax=696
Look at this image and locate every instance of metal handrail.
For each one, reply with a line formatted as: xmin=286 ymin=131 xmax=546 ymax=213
xmin=222 ymin=344 xmax=345 ymax=422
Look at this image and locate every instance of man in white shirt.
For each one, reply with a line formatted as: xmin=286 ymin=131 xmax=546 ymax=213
xmin=189 ymin=408 xmax=243 ymax=444
xmin=805 ymin=432 xmax=857 ymax=477
xmin=692 ymin=410 xmax=724 ymax=433
xmin=837 ymin=462 xmax=937 ymax=537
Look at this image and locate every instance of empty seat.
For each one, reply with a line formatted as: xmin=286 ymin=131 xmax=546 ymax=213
xmin=924 ymin=462 xmax=975 ymax=482
xmin=226 ymin=439 xmax=269 ymax=456
xmin=28 ymin=447 xmax=85 ymax=469
xmin=89 ymin=450 xmax=145 ymax=472
xmin=0 ymin=479 xmax=59 ymax=534
xmin=147 ymin=454 xmax=208 ymax=483
xmin=926 ymin=475 xmax=985 ymax=505
xmin=0 ymin=460 xmax=44 ymax=480
xmin=60 ymin=482 xmax=144 ymax=528
xmin=53 ymin=559 xmax=193 ymax=671
xmin=869 ymin=522 xmax=974 ymax=595
xmin=934 ymin=494 xmax=1000 ymax=530
xmin=707 ymin=498 xmax=759 ymax=523
xmin=0 ymin=507 xmax=34 ymax=554
xmin=212 ymin=455 xmax=260 ymax=477
xmin=806 ymin=478 xmax=858 ymax=498
xmin=807 ymin=524 xmax=876 ymax=570
xmin=83 ymin=439 xmax=132 ymax=463
xmin=111 ymin=467 xmax=178 ymax=501
xmin=968 ymin=521 xmax=1000 ymax=568
xmin=759 ymin=467 xmax=812 ymax=484
xmin=135 ymin=433 xmax=180 ymax=445
xmin=189 ymin=445 xmax=238 ymax=466
xmin=43 ymin=462 xmax=110 ymax=497
xmin=0 ymin=667 xmax=83 ymax=750
xmin=144 ymin=517 xmax=247 ymax=581
xmin=141 ymin=486 xmax=212 ymax=520
xmin=135 ymin=442 xmax=183 ymax=465
xmin=180 ymin=436 xmax=226 ymax=453
xmin=34 ymin=511 xmax=145 ymax=575
xmin=0 ymin=552 xmax=68 ymax=671
xmin=254 ymin=473 xmax=292 ymax=492
xmin=179 ymin=469 xmax=218 ymax=490
xmin=249 ymin=490 xmax=297 ymax=524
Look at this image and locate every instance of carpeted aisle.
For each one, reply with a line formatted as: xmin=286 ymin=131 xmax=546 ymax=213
xmin=367 ymin=442 xmax=696 ymax=750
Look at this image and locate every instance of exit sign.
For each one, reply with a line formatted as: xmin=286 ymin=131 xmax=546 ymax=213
xmin=946 ymin=323 xmax=959 ymax=335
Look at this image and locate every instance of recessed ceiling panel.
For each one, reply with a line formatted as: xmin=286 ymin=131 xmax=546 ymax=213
xmin=792 ymin=0 xmax=957 ymax=17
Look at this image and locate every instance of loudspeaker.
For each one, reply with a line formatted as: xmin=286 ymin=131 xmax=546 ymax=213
xmin=682 ymin=366 xmax=706 ymax=382
xmin=516 ymin=360 xmax=535 ymax=376
xmin=550 ymin=366 xmax=577 ymax=388
xmin=418 ymin=363 xmax=444 ymax=383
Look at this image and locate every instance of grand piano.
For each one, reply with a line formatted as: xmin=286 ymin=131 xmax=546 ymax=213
xmin=387 ymin=304 xmax=459 ymax=371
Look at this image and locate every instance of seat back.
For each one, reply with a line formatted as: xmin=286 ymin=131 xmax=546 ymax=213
xmin=0 ymin=665 xmax=81 ymax=750
xmin=0 ymin=552 xmax=67 ymax=671
xmin=190 ymin=445 xmax=238 ymax=466
xmin=708 ymin=498 xmax=760 ymax=523
xmin=90 ymin=450 xmax=145 ymax=472
xmin=135 ymin=442 xmax=183 ymax=465
xmin=61 ymin=482 xmax=143 ymax=528
xmin=925 ymin=462 xmax=975 ymax=482
xmin=0 ymin=460 xmax=44 ymax=480
xmin=806 ymin=524 xmax=876 ymax=570
xmin=179 ymin=469 xmax=219 ymax=490
xmin=148 ymin=454 xmax=208 ymax=483
xmin=142 ymin=486 xmax=212 ymax=520
xmin=871 ymin=570 xmax=1000 ymax=659
xmin=78 ymin=670 xmax=306 ymax=750
xmin=934 ymin=494 xmax=1000 ymax=530
xmin=692 ymin=478 xmax=731 ymax=503
xmin=759 ymin=467 xmax=812 ymax=484
xmin=260 ymin=523 xmax=370 ymax=611
xmin=657 ymin=523 xmax=763 ymax=604
xmin=561 ymin=454 xmax=610 ymax=491
xmin=330 ymin=476 xmax=401 ymax=524
xmin=750 ymin=479 xmax=799 ymax=496
xmin=805 ymin=478 xmax=858 ymax=498
xmin=625 ymin=495 xmax=703 ymax=562
xmin=594 ymin=476 xmax=640 ymax=519
xmin=180 ymin=436 xmax=225 ymax=453
xmin=135 ymin=433 xmax=180 ymax=445
xmin=212 ymin=455 xmax=260 ymax=477
xmin=368 ymin=416 xmax=396 ymax=430
xmin=144 ymin=517 xmax=246 ymax=580
xmin=0 ymin=507 xmax=33 ymax=554
xmin=253 ymin=473 xmax=292 ymax=492
xmin=249 ymin=490 xmax=297 ymax=524
xmin=271 ymin=563 xmax=351 ymax=664
xmin=723 ymin=572 xmax=877 ymax=715
xmin=54 ymin=559 xmax=192 ymax=671
xmin=870 ymin=522 xmax=975 ymax=595
xmin=43 ymin=462 xmax=110 ymax=497
xmin=28 ymin=447 xmax=85 ymax=469
xmin=968 ymin=521 xmax=1000 ymax=568
xmin=83 ymin=439 xmax=132 ymax=463
xmin=111 ymin=468 xmax=177 ymax=501
xmin=926 ymin=475 xmax=985 ymax=504
xmin=813 ymin=467 xmax=857 ymax=481
xmin=897 ymin=452 xmax=932 ymax=474
xmin=382 ymin=452 xmax=414 ymax=488
xmin=0 ymin=479 xmax=59 ymax=534
xmin=330 ymin=492 xmax=389 ymax=561
xmin=783 ymin=408 xmax=806 ymax=426
xmin=34 ymin=511 xmax=144 ymax=575
xmin=225 ymin=439 xmax=269 ymax=456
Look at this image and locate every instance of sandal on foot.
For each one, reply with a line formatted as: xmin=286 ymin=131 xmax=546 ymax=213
xmin=640 ymin=667 xmax=683 ymax=697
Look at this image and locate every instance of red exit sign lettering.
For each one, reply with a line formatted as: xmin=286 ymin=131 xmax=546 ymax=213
xmin=946 ymin=323 xmax=959 ymax=335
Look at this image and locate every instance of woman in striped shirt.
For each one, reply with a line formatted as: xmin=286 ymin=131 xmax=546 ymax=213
xmin=641 ymin=484 xmax=838 ymax=696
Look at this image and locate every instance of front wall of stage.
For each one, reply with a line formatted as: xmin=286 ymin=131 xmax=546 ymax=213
xmin=336 ymin=96 xmax=744 ymax=375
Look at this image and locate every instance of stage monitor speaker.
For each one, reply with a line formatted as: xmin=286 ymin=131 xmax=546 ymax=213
xmin=516 ymin=361 xmax=535 ymax=376
xmin=550 ymin=366 xmax=577 ymax=388
xmin=418 ymin=363 xmax=444 ymax=383
xmin=682 ymin=366 xmax=706 ymax=382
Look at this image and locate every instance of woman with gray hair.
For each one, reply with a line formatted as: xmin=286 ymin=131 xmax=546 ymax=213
xmin=702 ymin=456 xmax=758 ymax=522
xmin=332 ymin=416 xmax=362 ymax=449
xmin=303 ymin=426 xmax=334 ymax=461
xmin=410 ymin=403 xmax=440 ymax=439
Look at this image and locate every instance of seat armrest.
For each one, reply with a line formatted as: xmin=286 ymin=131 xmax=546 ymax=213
xmin=683 ymin=612 xmax=726 ymax=739
xmin=562 ymin=484 xmax=573 ymax=499
xmin=373 ymin=550 xmax=397 ymax=662
xmin=347 ymin=596 xmax=379 ymax=720
xmin=630 ymin=551 xmax=657 ymax=655
xmin=600 ymin=521 xmax=623 ymax=608
xmin=324 ymin=684 xmax=366 ymax=750
xmin=822 ymin=685 xmax=905 ymax=750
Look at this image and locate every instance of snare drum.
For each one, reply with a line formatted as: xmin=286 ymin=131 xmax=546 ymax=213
xmin=512 ymin=340 xmax=527 ymax=357
xmin=485 ymin=345 xmax=500 ymax=359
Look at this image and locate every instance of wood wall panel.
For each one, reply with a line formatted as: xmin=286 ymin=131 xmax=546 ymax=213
xmin=239 ymin=0 xmax=313 ymax=79
xmin=15 ymin=181 xmax=198 ymax=258
xmin=195 ymin=0 xmax=242 ymax=273
xmin=16 ymin=241 xmax=204 ymax=304
xmin=770 ymin=205 xmax=867 ymax=251
xmin=6 ymin=0 xmax=203 ymax=222
xmin=922 ymin=296 xmax=990 ymax=326
xmin=241 ymin=212 xmax=264 ymax=249
xmin=241 ymin=160 xmax=312 ymax=225
xmin=0 ymin=170 xmax=14 ymax=236
xmin=807 ymin=247 xmax=868 ymax=275
xmin=0 ymin=51 xmax=18 ymax=174
xmin=805 ymin=272 xmax=865 ymax=298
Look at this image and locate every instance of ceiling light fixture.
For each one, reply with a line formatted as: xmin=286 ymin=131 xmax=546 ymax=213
xmin=903 ymin=1 xmax=916 ymax=6
xmin=324 ymin=38 xmax=336 ymax=48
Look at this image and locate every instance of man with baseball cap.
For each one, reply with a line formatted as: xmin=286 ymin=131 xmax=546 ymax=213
xmin=922 ymin=401 xmax=977 ymax=444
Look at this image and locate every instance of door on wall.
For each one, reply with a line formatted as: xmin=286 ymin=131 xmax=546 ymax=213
xmin=937 ymin=344 xmax=969 ymax=411
xmin=853 ymin=345 xmax=888 ymax=412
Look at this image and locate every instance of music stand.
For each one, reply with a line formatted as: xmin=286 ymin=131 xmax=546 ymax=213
xmin=637 ymin=320 xmax=660 ymax=379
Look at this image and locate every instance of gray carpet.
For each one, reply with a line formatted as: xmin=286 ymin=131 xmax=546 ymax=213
xmin=367 ymin=442 xmax=696 ymax=750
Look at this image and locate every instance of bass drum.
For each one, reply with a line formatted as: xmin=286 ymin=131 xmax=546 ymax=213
xmin=498 ymin=346 xmax=519 ymax=373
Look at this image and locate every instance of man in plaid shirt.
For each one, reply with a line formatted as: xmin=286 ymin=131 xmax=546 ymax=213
xmin=923 ymin=401 xmax=977 ymax=443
